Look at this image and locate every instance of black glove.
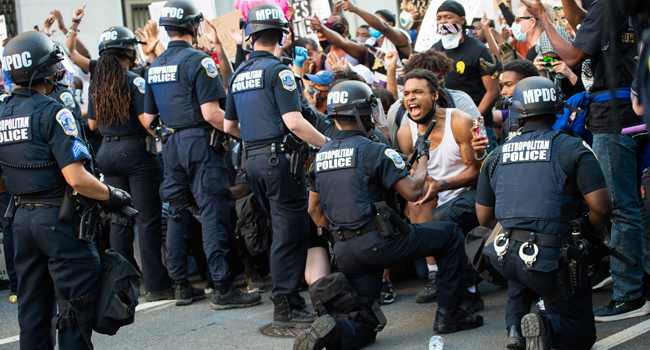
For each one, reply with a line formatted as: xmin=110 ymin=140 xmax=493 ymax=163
xmin=413 ymin=135 xmax=431 ymax=163
xmin=480 ymin=53 xmax=500 ymax=80
xmin=104 ymin=184 xmax=133 ymax=208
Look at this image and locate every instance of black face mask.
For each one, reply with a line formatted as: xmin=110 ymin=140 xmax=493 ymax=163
xmin=408 ymin=99 xmax=437 ymax=125
xmin=319 ymin=39 xmax=331 ymax=49
xmin=439 ymin=80 xmax=445 ymax=89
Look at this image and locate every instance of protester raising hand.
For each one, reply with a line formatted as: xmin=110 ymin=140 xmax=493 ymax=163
xmin=40 ymin=16 xmax=56 ymax=37
xmin=385 ymin=51 xmax=399 ymax=99
xmin=326 ymin=51 xmax=348 ymax=72
xmin=228 ymin=26 xmax=243 ymax=45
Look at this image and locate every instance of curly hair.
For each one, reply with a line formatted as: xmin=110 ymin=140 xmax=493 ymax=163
xmin=401 ymin=0 xmax=431 ymax=15
xmin=503 ymin=59 xmax=540 ymax=81
xmin=402 ymin=48 xmax=455 ymax=77
xmin=89 ymin=49 xmax=131 ymax=130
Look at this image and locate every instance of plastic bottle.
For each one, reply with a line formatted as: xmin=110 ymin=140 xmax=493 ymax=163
xmin=429 ymin=335 xmax=444 ymax=350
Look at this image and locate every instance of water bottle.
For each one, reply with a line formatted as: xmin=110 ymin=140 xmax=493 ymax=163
xmin=429 ymin=335 xmax=444 ymax=350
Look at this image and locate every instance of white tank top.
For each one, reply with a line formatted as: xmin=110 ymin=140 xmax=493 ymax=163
xmin=408 ymin=108 xmax=470 ymax=206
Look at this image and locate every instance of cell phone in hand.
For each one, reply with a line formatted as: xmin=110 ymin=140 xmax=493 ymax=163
xmin=473 ymin=117 xmax=487 ymax=138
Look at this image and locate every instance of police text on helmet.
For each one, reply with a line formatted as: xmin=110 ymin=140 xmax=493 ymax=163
xmin=2 ymin=52 xmax=32 ymax=71
xmin=255 ymin=8 xmax=282 ymax=20
xmin=100 ymin=31 xmax=118 ymax=42
xmin=328 ymin=91 xmax=349 ymax=104
xmin=162 ymin=7 xmax=185 ymax=19
xmin=522 ymin=88 xmax=556 ymax=105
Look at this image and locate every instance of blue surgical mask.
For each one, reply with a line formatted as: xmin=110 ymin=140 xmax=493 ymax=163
xmin=369 ymin=27 xmax=382 ymax=39
xmin=511 ymin=22 xmax=531 ymax=43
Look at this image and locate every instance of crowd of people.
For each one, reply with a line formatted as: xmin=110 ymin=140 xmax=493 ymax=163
xmin=0 ymin=0 xmax=649 ymax=349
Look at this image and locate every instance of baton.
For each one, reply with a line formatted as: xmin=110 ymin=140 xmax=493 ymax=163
xmin=596 ymin=240 xmax=638 ymax=268
xmin=116 ymin=206 xmax=139 ymax=218
xmin=408 ymin=119 xmax=436 ymax=166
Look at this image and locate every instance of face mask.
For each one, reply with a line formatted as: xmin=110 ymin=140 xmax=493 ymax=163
xmin=437 ymin=23 xmax=463 ymax=49
xmin=355 ymin=36 xmax=368 ymax=44
xmin=400 ymin=11 xmax=414 ymax=30
xmin=325 ymin=22 xmax=346 ymax=35
xmin=307 ymin=85 xmax=326 ymax=103
xmin=319 ymin=39 xmax=331 ymax=49
xmin=511 ymin=22 xmax=532 ymax=43
xmin=369 ymin=27 xmax=382 ymax=39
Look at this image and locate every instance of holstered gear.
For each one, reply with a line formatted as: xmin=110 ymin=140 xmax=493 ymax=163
xmin=209 ymin=128 xmax=226 ymax=155
xmin=58 ymin=185 xmax=77 ymax=223
xmin=51 ymin=290 xmax=99 ymax=349
xmin=372 ymin=201 xmax=410 ymax=239
xmin=147 ymin=116 xmax=164 ymax=155
xmin=309 ymin=273 xmax=387 ymax=333
xmin=3 ymin=195 xmax=17 ymax=222
xmin=283 ymin=133 xmax=308 ymax=176
xmin=169 ymin=193 xmax=201 ymax=220
xmin=109 ymin=212 xmax=135 ymax=227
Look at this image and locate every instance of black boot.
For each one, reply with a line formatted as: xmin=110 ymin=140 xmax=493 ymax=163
xmin=521 ymin=313 xmax=553 ymax=350
xmin=433 ymin=305 xmax=483 ymax=334
xmin=507 ymin=325 xmax=526 ymax=350
xmin=293 ymin=314 xmax=340 ymax=350
xmin=272 ymin=295 xmax=317 ymax=329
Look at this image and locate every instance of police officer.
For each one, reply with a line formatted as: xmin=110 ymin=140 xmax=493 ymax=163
xmin=223 ymin=2 xmax=328 ymax=329
xmin=296 ymin=81 xmax=483 ymax=350
xmin=144 ymin=0 xmax=261 ymax=309
xmin=0 ymin=31 xmax=132 ymax=349
xmin=87 ymin=26 xmax=175 ymax=302
xmin=478 ymin=77 xmax=613 ymax=350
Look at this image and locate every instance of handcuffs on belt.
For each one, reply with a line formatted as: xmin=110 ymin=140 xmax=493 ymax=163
xmin=493 ymin=230 xmax=539 ymax=268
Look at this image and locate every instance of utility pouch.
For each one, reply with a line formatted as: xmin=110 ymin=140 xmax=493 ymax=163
xmin=372 ymin=201 xmax=395 ymax=239
xmin=4 ymin=195 xmax=16 ymax=223
xmin=78 ymin=198 xmax=101 ymax=243
xmin=144 ymin=134 xmax=159 ymax=155
xmin=317 ymin=226 xmax=333 ymax=243
xmin=284 ymin=133 xmax=306 ymax=175
xmin=58 ymin=185 xmax=78 ymax=223
xmin=210 ymin=129 xmax=225 ymax=154
xmin=149 ymin=116 xmax=163 ymax=155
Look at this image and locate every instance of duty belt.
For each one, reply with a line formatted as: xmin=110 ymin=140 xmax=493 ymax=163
xmin=244 ymin=143 xmax=287 ymax=158
xmin=493 ymin=228 xmax=565 ymax=268
xmin=102 ymin=134 xmax=143 ymax=142
xmin=508 ymin=229 xmax=565 ymax=248
xmin=16 ymin=196 xmax=64 ymax=207
xmin=332 ymin=219 xmax=378 ymax=243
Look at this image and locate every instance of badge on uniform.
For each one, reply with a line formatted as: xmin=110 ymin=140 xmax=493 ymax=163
xmin=201 ymin=57 xmax=218 ymax=78
xmin=279 ymin=70 xmax=296 ymax=91
xmin=71 ymin=139 xmax=90 ymax=160
xmin=55 ymin=108 xmax=78 ymax=138
xmin=59 ymin=92 xmax=76 ymax=109
xmin=385 ymin=149 xmax=405 ymax=169
xmin=133 ymin=77 xmax=146 ymax=94
xmin=500 ymin=139 xmax=552 ymax=164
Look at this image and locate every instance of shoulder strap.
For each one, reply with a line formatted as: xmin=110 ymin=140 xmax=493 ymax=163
xmin=395 ymin=103 xmax=406 ymax=128
xmin=444 ymin=88 xmax=456 ymax=108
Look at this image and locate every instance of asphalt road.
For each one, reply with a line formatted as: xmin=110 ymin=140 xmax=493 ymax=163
xmin=1 ymin=274 xmax=649 ymax=350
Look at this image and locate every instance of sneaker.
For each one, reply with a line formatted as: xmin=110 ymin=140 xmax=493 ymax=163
xmin=521 ymin=313 xmax=553 ymax=350
xmin=380 ymin=278 xmax=395 ymax=305
xmin=211 ymin=285 xmax=262 ymax=310
xmin=594 ymin=298 xmax=650 ymax=322
xmin=145 ymin=286 xmax=175 ymax=302
xmin=245 ymin=272 xmax=265 ymax=293
xmin=433 ymin=305 xmax=483 ymax=334
xmin=175 ymin=284 xmax=205 ymax=306
xmin=462 ymin=288 xmax=485 ymax=314
xmin=592 ymin=266 xmax=614 ymax=290
xmin=293 ymin=314 xmax=340 ymax=350
xmin=415 ymin=271 xmax=437 ymax=303
xmin=272 ymin=295 xmax=318 ymax=329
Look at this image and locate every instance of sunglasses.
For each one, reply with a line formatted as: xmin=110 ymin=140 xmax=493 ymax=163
xmin=515 ymin=16 xmax=534 ymax=23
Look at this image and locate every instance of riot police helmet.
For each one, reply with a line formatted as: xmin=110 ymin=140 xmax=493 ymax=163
xmin=328 ymin=80 xmax=383 ymax=135
xmin=159 ymin=0 xmax=204 ymax=31
xmin=509 ymin=76 xmax=565 ymax=120
xmin=1 ymin=31 xmax=74 ymax=85
xmin=242 ymin=3 xmax=291 ymax=40
xmin=98 ymin=26 xmax=144 ymax=55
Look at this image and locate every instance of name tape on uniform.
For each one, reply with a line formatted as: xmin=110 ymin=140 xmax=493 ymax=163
xmin=501 ymin=140 xmax=551 ymax=163
xmin=148 ymin=65 xmax=179 ymax=84
xmin=231 ymin=69 xmax=264 ymax=93
xmin=0 ymin=116 xmax=31 ymax=144
xmin=315 ymin=148 xmax=355 ymax=172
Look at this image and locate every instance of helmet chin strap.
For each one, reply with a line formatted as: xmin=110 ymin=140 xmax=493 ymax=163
xmin=407 ymin=102 xmax=437 ymax=125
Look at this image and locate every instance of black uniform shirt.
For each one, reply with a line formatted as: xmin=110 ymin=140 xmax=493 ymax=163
xmin=88 ymin=70 xmax=146 ymax=136
xmin=307 ymin=129 xmax=409 ymax=193
xmin=476 ymin=124 xmax=607 ymax=233
xmin=51 ymin=83 xmax=82 ymax=119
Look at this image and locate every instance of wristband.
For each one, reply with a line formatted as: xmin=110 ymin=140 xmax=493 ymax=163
xmin=440 ymin=179 xmax=447 ymax=192
xmin=475 ymin=150 xmax=488 ymax=161
xmin=72 ymin=18 xmax=81 ymax=23
xmin=67 ymin=31 xmax=77 ymax=37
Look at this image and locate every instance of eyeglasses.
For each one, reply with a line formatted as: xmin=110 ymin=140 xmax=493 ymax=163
xmin=515 ymin=16 xmax=534 ymax=23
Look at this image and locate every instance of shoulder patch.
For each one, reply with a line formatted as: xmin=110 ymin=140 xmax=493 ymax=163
xmin=71 ymin=139 xmax=90 ymax=160
xmin=201 ymin=57 xmax=218 ymax=78
xmin=55 ymin=109 xmax=78 ymax=138
xmin=279 ymin=70 xmax=296 ymax=91
xmin=385 ymin=149 xmax=405 ymax=169
xmin=0 ymin=93 xmax=10 ymax=102
xmin=133 ymin=77 xmax=146 ymax=94
xmin=582 ymin=141 xmax=599 ymax=162
xmin=59 ymin=91 xmax=76 ymax=108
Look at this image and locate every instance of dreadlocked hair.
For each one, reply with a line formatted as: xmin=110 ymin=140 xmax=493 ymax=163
xmin=90 ymin=49 xmax=131 ymax=130
xmin=402 ymin=48 xmax=454 ymax=76
xmin=401 ymin=0 xmax=431 ymax=15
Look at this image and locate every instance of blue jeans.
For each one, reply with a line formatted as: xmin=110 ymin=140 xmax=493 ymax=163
xmin=592 ymin=133 xmax=644 ymax=301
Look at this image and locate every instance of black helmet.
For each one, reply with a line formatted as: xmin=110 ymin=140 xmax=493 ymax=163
xmin=328 ymin=81 xmax=381 ymax=135
xmin=98 ymin=26 xmax=143 ymax=55
xmin=159 ymin=0 xmax=203 ymax=30
xmin=1 ymin=31 xmax=71 ymax=84
xmin=241 ymin=3 xmax=290 ymax=38
xmin=509 ymin=77 xmax=565 ymax=120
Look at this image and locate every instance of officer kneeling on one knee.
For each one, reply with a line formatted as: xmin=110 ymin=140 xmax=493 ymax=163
xmin=477 ymin=77 xmax=613 ymax=350
xmin=295 ymin=80 xmax=483 ymax=350
xmin=0 ymin=31 xmax=133 ymax=349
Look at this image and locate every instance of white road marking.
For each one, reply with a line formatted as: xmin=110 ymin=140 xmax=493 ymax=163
xmin=0 ymin=300 xmax=175 ymax=345
xmin=592 ymin=318 xmax=650 ymax=350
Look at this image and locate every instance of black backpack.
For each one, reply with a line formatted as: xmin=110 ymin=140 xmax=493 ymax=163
xmin=235 ymin=193 xmax=272 ymax=256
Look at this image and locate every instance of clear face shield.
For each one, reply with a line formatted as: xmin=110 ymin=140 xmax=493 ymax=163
xmin=372 ymin=98 xmax=388 ymax=128
xmin=136 ymin=44 xmax=147 ymax=65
